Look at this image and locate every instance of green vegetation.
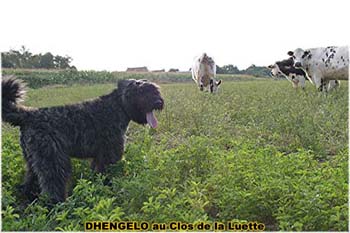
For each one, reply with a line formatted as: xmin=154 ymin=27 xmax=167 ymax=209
xmin=1 ymin=46 xmax=75 ymax=70
xmin=1 ymin=79 xmax=348 ymax=231
xmin=216 ymin=64 xmax=270 ymax=77
xmin=2 ymin=68 xmax=263 ymax=88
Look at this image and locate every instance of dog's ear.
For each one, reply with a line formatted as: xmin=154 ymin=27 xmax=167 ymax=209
xmin=117 ymin=79 xmax=136 ymax=89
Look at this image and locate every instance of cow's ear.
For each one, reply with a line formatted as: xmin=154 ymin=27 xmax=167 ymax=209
xmin=287 ymin=51 xmax=294 ymax=56
xmin=216 ymin=80 xmax=222 ymax=86
xmin=268 ymin=64 xmax=274 ymax=69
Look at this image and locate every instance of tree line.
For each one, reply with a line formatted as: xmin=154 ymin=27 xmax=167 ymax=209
xmin=216 ymin=64 xmax=270 ymax=77
xmin=2 ymin=46 xmax=270 ymax=77
xmin=1 ymin=46 xmax=76 ymax=70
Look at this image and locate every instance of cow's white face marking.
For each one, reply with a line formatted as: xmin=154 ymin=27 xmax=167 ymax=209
xmin=268 ymin=64 xmax=282 ymax=77
xmin=290 ymin=48 xmax=306 ymax=67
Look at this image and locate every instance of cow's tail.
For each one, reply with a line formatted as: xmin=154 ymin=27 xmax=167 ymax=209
xmin=2 ymin=76 xmax=28 ymax=126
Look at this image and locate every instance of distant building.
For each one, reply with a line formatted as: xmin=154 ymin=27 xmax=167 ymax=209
xmin=152 ymin=69 xmax=165 ymax=73
xmin=168 ymin=68 xmax=179 ymax=72
xmin=126 ymin=67 xmax=149 ymax=72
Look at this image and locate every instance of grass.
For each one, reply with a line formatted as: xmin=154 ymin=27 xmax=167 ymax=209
xmin=2 ymin=68 xmax=264 ymax=88
xmin=1 ymin=79 xmax=348 ymax=231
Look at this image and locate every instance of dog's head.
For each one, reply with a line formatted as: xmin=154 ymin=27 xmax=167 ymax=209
xmin=118 ymin=79 xmax=164 ymax=128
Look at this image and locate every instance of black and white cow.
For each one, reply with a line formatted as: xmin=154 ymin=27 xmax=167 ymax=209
xmin=287 ymin=46 xmax=348 ymax=92
xmin=268 ymin=57 xmax=310 ymax=89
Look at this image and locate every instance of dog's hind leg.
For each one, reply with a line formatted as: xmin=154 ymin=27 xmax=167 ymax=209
xmin=30 ymin=137 xmax=72 ymax=204
xmin=20 ymin=163 xmax=40 ymax=202
xmin=18 ymin=140 xmax=41 ymax=201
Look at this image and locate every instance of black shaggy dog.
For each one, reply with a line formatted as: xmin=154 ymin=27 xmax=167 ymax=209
xmin=2 ymin=76 xmax=164 ymax=204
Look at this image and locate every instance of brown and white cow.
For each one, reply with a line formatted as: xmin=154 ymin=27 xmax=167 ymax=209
xmin=191 ymin=53 xmax=222 ymax=93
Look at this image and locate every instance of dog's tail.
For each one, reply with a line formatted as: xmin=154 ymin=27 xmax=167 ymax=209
xmin=2 ymin=76 xmax=28 ymax=126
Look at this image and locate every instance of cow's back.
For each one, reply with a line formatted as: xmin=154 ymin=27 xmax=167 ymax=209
xmin=192 ymin=54 xmax=216 ymax=87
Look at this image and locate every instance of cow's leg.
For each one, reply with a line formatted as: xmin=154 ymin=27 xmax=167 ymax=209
xmin=299 ymin=77 xmax=306 ymax=90
xmin=317 ymin=79 xmax=324 ymax=92
xmin=199 ymin=77 xmax=204 ymax=91
xmin=322 ymin=80 xmax=329 ymax=92
xmin=327 ymin=80 xmax=340 ymax=92
xmin=335 ymin=80 xmax=340 ymax=89
xmin=314 ymin=76 xmax=323 ymax=92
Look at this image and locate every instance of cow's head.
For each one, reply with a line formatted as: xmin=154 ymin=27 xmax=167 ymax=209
xmin=268 ymin=58 xmax=307 ymax=89
xmin=209 ymin=79 xmax=222 ymax=93
xmin=268 ymin=57 xmax=294 ymax=77
xmin=287 ymin=48 xmax=311 ymax=68
xmin=290 ymin=74 xmax=306 ymax=89
xmin=267 ymin=64 xmax=282 ymax=77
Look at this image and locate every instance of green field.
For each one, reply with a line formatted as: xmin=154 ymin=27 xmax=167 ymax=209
xmin=2 ymin=68 xmax=262 ymax=88
xmin=1 ymin=79 xmax=348 ymax=231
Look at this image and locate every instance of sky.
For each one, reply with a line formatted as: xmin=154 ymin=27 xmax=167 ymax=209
xmin=0 ymin=0 xmax=349 ymax=71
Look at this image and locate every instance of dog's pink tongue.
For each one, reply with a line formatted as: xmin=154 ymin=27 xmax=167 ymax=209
xmin=146 ymin=111 xmax=158 ymax=128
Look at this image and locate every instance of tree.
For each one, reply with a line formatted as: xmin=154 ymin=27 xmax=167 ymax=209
xmin=30 ymin=54 xmax=42 ymax=68
xmin=216 ymin=64 xmax=240 ymax=74
xmin=54 ymin=55 xmax=72 ymax=69
xmin=19 ymin=46 xmax=33 ymax=68
xmin=216 ymin=63 xmax=270 ymax=77
xmin=216 ymin=65 xmax=224 ymax=74
xmin=39 ymin=52 xmax=55 ymax=69
xmin=1 ymin=46 xmax=75 ymax=69
xmin=1 ymin=52 xmax=15 ymax=68
xmin=243 ymin=64 xmax=270 ymax=77
xmin=222 ymin=64 xmax=240 ymax=74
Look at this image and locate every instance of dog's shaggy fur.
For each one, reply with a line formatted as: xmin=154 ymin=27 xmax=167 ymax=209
xmin=2 ymin=76 xmax=164 ymax=203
